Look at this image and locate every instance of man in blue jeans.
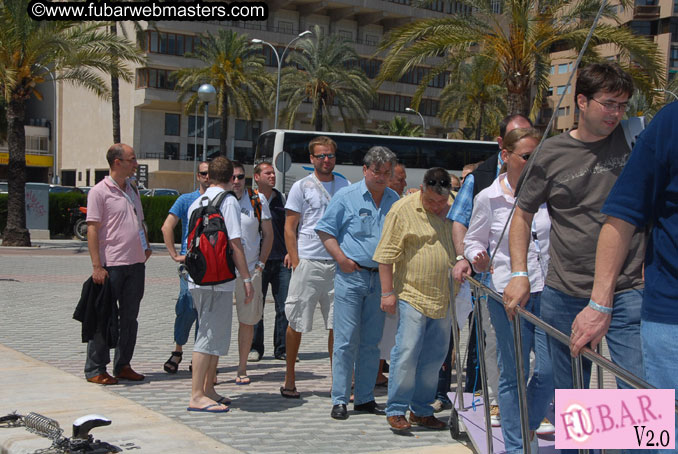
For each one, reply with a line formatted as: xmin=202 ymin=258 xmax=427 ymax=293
xmin=316 ymin=146 xmax=399 ymax=420
xmin=504 ymin=62 xmax=646 ymax=430
xmin=572 ymin=101 xmax=678 ymax=452
xmin=161 ymin=161 xmax=209 ymax=374
xmin=250 ymin=162 xmax=292 ymax=361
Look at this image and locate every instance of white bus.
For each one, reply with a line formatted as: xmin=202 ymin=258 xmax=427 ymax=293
xmin=254 ymin=130 xmax=498 ymax=193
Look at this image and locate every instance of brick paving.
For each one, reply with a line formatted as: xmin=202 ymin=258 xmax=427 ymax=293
xmin=0 ymin=241 xmax=468 ymax=454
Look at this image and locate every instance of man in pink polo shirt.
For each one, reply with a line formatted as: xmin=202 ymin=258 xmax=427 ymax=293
xmin=85 ymin=143 xmax=152 ymax=385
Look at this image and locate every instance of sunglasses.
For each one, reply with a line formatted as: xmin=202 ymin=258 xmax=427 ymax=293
xmin=426 ymin=179 xmax=451 ymax=188
xmin=198 ymin=171 xmax=208 ymax=176
xmin=514 ymin=153 xmax=532 ymax=161
xmin=312 ymin=153 xmax=336 ymax=160
xmin=451 ymin=186 xmax=461 ymax=192
xmin=232 ymin=174 xmax=246 ymax=181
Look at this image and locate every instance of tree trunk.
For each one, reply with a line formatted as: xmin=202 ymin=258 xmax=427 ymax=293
xmin=506 ymin=90 xmax=530 ymax=117
xmin=313 ymin=98 xmax=323 ymax=131
xmin=111 ymin=23 xmax=121 ymax=144
xmin=2 ymin=96 xmax=31 ymax=247
xmin=219 ymin=89 xmax=228 ymax=157
xmin=475 ymin=102 xmax=485 ymax=140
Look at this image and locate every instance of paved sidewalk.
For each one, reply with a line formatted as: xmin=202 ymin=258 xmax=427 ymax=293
xmin=0 ymin=240 xmax=474 ymax=454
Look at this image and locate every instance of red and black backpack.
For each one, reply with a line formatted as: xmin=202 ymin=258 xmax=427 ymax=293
xmin=185 ymin=190 xmax=237 ymax=286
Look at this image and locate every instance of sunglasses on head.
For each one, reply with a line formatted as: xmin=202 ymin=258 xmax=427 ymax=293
xmin=426 ymin=179 xmax=451 ymax=188
xmin=198 ymin=171 xmax=208 ymax=176
xmin=232 ymin=174 xmax=246 ymax=180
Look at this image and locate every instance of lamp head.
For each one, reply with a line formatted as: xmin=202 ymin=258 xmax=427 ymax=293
xmin=198 ymin=84 xmax=217 ymax=103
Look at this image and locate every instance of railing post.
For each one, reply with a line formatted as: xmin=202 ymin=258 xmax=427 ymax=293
xmin=450 ymin=276 xmax=465 ymax=409
xmin=511 ymin=308 xmax=531 ymax=453
xmin=473 ymin=289 xmax=494 ymax=453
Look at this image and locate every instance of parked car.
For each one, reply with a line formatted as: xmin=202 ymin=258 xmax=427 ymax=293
xmin=140 ymin=188 xmax=180 ymax=196
xmin=0 ymin=182 xmax=7 ymax=194
xmin=48 ymin=185 xmax=84 ymax=194
xmin=77 ymin=186 xmax=93 ymax=194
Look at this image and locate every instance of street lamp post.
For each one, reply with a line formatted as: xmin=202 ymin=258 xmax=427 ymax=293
xmin=37 ymin=64 xmax=58 ymax=184
xmin=198 ymin=84 xmax=216 ymax=162
xmin=405 ymin=107 xmax=426 ymax=136
xmin=654 ymin=88 xmax=678 ymax=102
xmin=192 ymin=101 xmax=199 ymax=190
xmin=252 ymin=30 xmax=311 ymax=130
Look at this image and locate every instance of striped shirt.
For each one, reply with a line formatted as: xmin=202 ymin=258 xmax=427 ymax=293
xmin=373 ymin=193 xmax=455 ymax=319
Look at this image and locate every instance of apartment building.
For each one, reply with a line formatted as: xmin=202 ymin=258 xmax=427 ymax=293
xmin=15 ymin=0 xmax=473 ymax=191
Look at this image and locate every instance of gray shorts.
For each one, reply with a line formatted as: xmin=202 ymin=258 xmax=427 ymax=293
xmin=190 ymin=288 xmax=233 ymax=356
xmin=285 ymin=259 xmax=335 ymax=334
xmin=235 ymin=272 xmax=264 ymax=325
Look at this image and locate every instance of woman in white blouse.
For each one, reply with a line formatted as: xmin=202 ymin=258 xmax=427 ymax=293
xmin=464 ymin=128 xmax=554 ymax=453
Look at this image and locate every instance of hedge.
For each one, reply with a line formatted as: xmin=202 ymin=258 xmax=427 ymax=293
xmin=0 ymin=193 xmax=181 ymax=244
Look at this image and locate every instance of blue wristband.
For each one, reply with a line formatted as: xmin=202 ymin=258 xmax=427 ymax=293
xmin=511 ymin=271 xmax=529 ymax=278
xmin=588 ymin=299 xmax=613 ymax=314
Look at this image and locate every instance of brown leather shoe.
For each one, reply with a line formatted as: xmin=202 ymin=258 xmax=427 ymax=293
xmin=115 ymin=365 xmax=145 ymax=381
xmin=408 ymin=412 xmax=447 ymax=430
xmin=387 ymin=415 xmax=411 ymax=431
xmin=87 ymin=372 xmax=118 ymax=385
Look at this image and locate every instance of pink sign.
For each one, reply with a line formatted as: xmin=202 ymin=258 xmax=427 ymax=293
xmin=555 ymin=389 xmax=675 ymax=450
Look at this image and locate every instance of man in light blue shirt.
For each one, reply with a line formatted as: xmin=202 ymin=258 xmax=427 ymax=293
xmin=316 ymin=146 xmax=400 ymax=420
xmin=161 ymin=161 xmax=209 ymax=374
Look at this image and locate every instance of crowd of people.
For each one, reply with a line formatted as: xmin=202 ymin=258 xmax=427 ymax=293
xmin=79 ymin=61 xmax=677 ymax=451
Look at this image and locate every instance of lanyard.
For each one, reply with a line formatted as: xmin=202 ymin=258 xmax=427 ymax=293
xmin=310 ymin=173 xmax=335 ymax=204
xmin=108 ymin=176 xmax=142 ymax=230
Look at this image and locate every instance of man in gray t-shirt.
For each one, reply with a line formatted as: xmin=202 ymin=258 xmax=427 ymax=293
xmin=504 ymin=63 xmax=647 ymax=402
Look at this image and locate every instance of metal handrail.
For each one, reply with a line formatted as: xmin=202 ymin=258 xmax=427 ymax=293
xmin=454 ymin=275 xmax=678 ymax=454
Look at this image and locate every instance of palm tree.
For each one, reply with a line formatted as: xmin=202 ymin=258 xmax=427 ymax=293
xmin=377 ymin=0 xmax=664 ymax=118
xmin=0 ymin=0 xmax=144 ymax=246
xmin=280 ymin=25 xmax=376 ymax=132
xmin=173 ymin=29 xmax=273 ymax=156
xmin=439 ymin=56 xmax=506 ymax=140
xmin=377 ymin=116 xmax=422 ymax=136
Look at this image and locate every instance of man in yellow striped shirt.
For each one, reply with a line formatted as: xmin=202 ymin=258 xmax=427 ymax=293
xmin=373 ymin=167 xmax=456 ymax=432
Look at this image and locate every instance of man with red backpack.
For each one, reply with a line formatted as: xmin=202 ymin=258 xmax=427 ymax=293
xmin=230 ymin=161 xmax=273 ymax=385
xmin=185 ymin=157 xmax=252 ymax=413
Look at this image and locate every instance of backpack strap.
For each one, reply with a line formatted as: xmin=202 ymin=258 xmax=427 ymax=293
xmin=247 ymin=188 xmax=263 ymax=233
xmin=212 ymin=190 xmax=230 ymax=209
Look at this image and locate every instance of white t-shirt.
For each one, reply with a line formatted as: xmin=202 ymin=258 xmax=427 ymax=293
xmin=187 ymin=187 xmax=242 ymax=292
xmin=238 ymin=190 xmax=272 ymax=270
xmin=285 ymin=174 xmax=349 ymax=260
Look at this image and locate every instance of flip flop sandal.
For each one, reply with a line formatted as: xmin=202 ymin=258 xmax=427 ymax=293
xmin=163 ymin=351 xmax=182 ymax=374
xmin=235 ymin=375 xmax=251 ymax=385
xmin=280 ymin=386 xmax=300 ymax=399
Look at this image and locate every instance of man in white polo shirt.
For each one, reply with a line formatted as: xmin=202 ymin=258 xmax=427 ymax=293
xmin=229 ymin=161 xmax=273 ymax=385
xmin=280 ymin=136 xmax=349 ymax=398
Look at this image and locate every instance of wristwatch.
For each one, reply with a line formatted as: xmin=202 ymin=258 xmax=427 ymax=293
xmin=455 ymin=255 xmax=466 ymax=262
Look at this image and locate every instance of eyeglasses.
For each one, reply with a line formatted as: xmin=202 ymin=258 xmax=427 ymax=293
xmin=426 ymin=179 xmax=451 ymax=188
xmin=117 ymin=157 xmax=137 ymax=162
xmin=232 ymin=174 xmax=245 ymax=181
xmin=198 ymin=171 xmax=209 ymax=176
xmin=589 ymin=97 xmax=629 ymax=113
xmin=451 ymin=186 xmax=461 ymax=192
xmin=312 ymin=153 xmax=336 ymax=160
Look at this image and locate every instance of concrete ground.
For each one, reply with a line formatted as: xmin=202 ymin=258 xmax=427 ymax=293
xmin=0 ymin=240 xmax=475 ymax=454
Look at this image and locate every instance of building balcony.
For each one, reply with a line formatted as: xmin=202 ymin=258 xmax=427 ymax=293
xmin=633 ymin=5 xmax=660 ymax=20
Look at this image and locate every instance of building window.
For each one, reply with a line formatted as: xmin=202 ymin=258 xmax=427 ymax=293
xmin=165 ymin=113 xmax=180 ymax=136
xmin=338 ymin=30 xmax=353 ymax=41
xmin=278 ymin=21 xmax=293 ymax=34
xmin=547 ymin=87 xmax=554 ymax=96
xmin=136 ymin=68 xmax=176 ymax=90
xmin=671 ymin=46 xmax=678 ymax=68
xmin=364 ymin=34 xmax=378 ymax=46
xmin=556 ymin=84 xmax=571 ymax=95
xmin=235 ymin=120 xmax=262 ymax=141
xmin=145 ymin=31 xmax=201 ymax=56
xmin=558 ymin=63 xmax=569 ymax=74
xmin=189 ymin=116 xmax=220 ymax=139
xmin=164 ymin=142 xmax=180 ymax=160
xmin=550 ymin=65 xmax=555 ymax=75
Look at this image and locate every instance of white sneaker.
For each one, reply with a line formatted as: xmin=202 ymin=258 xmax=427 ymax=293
xmin=536 ymin=417 xmax=555 ymax=435
xmin=431 ymin=399 xmax=452 ymax=413
xmin=247 ymin=351 xmax=261 ymax=362
xmin=490 ymin=404 xmax=501 ymax=427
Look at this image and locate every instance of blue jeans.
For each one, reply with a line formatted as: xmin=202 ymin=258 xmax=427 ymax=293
xmin=541 ymin=286 xmax=645 ymax=454
xmin=331 ymin=268 xmax=384 ymax=406
xmin=642 ymin=320 xmax=678 ymax=454
xmin=488 ymin=293 xmax=553 ymax=454
xmin=173 ymin=274 xmax=198 ymax=346
xmin=435 ymin=331 xmax=454 ymax=403
xmin=251 ymin=260 xmax=291 ymax=357
xmin=386 ymin=300 xmax=451 ymax=417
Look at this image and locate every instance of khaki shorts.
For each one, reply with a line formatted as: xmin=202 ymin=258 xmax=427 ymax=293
xmin=234 ymin=271 xmax=264 ymax=325
xmin=190 ymin=288 xmax=233 ymax=356
xmin=285 ymin=259 xmax=335 ymax=334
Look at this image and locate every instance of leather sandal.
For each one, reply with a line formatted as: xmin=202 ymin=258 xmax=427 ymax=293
xmin=163 ymin=351 xmax=182 ymax=374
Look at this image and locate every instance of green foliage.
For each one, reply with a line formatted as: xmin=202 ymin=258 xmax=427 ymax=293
xmin=0 ymin=193 xmax=180 ymax=243
xmin=140 ymin=195 xmax=180 ymax=244
xmin=49 ymin=192 xmax=86 ymax=236
xmin=376 ymin=116 xmax=422 ymax=136
xmin=280 ymin=25 xmax=376 ymax=132
xmin=377 ymin=0 xmax=665 ymax=118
